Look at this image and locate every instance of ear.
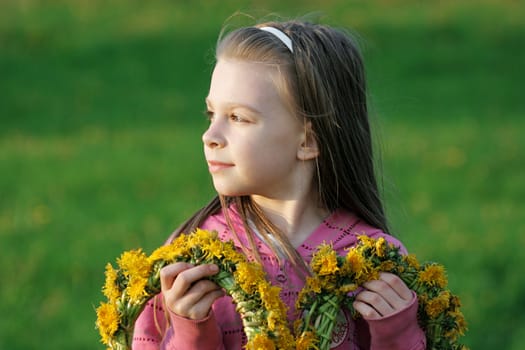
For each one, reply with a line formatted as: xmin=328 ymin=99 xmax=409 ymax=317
xmin=297 ymin=121 xmax=319 ymax=161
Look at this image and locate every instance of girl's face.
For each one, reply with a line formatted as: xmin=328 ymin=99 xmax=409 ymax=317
xmin=203 ymin=59 xmax=311 ymax=200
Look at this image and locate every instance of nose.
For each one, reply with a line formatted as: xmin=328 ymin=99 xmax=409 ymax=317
xmin=202 ymin=119 xmax=225 ymax=149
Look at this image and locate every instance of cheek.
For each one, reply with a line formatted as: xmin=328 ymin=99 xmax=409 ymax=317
xmin=233 ymin=124 xmax=302 ymax=171
xmin=242 ymin=141 xmax=298 ymax=176
xmin=244 ymin=133 xmax=291 ymax=157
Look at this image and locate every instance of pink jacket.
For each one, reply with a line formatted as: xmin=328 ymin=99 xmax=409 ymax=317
xmin=133 ymin=208 xmax=426 ymax=349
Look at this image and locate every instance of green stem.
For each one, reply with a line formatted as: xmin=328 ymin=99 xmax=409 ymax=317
xmin=302 ymin=300 xmax=318 ymax=332
xmin=110 ymin=329 xmax=132 ymax=350
xmin=211 ymin=270 xmax=236 ymax=291
xmin=317 ymin=294 xmax=342 ymax=350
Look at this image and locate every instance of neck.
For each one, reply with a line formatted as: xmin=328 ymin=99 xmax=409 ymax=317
xmin=251 ymin=192 xmax=329 ymax=247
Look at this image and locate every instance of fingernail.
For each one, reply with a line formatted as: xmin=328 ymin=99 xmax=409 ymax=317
xmin=210 ymin=264 xmax=219 ymax=273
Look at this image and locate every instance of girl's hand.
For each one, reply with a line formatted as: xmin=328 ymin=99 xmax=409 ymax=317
xmin=160 ymin=262 xmax=224 ymax=320
xmin=353 ymin=272 xmax=413 ymax=320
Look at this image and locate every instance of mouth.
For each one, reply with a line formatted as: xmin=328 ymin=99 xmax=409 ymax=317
xmin=207 ymin=160 xmax=234 ymax=173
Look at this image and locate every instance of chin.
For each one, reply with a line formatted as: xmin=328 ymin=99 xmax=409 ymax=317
xmin=214 ymin=186 xmax=252 ymax=198
xmin=213 ymin=185 xmax=244 ymax=197
xmin=216 ymin=190 xmax=246 ymax=197
xmin=212 ymin=180 xmax=254 ymax=198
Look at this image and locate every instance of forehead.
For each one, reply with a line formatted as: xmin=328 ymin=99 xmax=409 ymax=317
xmin=207 ymin=59 xmax=284 ymax=109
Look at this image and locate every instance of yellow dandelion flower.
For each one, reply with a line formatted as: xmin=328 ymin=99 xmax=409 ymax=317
xmin=379 ymin=260 xmax=396 ymax=272
xmin=320 ymin=254 xmax=339 ymax=276
xmin=418 ymin=263 xmax=448 ymax=288
xmin=449 ymin=294 xmax=462 ymax=310
xmin=338 ymin=283 xmax=358 ymax=294
xmin=296 ymin=331 xmax=319 ymax=350
xmin=235 ymin=262 xmax=266 ymax=294
xmin=311 ymin=244 xmax=339 ymax=276
xmin=448 ymin=309 xmax=468 ymax=336
xmin=148 ymin=240 xmax=189 ymax=263
xmin=418 ymin=292 xmax=429 ymax=304
xmin=275 ymin=325 xmax=296 ymax=350
xmin=318 ymin=275 xmax=340 ymax=292
xmin=444 ymin=311 xmax=467 ymax=343
xmin=95 ymin=302 xmax=119 ymax=345
xmin=357 ymin=234 xmax=375 ymax=249
xmin=246 ymin=333 xmax=276 ymax=350
xmin=295 ymin=293 xmax=306 ymax=311
xmin=305 ymin=276 xmax=322 ymax=294
xmin=344 ymin=248 xmax=378 ymax=283
xmin=187 ymin=228 xmax=217 ymax=248
xmin=425 ymin=290 xmax=451 ymax=318
xmin=126 ymin=276 xmax=149 ymax=301
xmin=203 ymin=238 xmax=225 ymax=260
xmin=259 ymin=283 xmax=285 ymax=315
xmin=117 ymin=249 xmax=152 ymax=304
xmin=456 ymin=313 xmax=468 ymax=336
xmin=374 ymin=237 xmax=387 ymax=257
xmin=444 ymin=328 xmax=459 ymax=342
xmin=220 ymin=242 xmax=245 ymax=264
xmin=293 ymin=318 xmax=303 ymax=332
xmin=344 ymin=249 xmax=365 ymax=273
xmin=266 ymin=310 xmax=279 ymax=330
xmin=118 ymin=249 xmax=151 ymax=280
xmin=102 ymin=263 xmax=120 ymax=302
xmin=403 ymin=254 xmax=420 ymax=269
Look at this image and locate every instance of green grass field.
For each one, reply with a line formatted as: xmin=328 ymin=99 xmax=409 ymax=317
xmin=1 ymin=0 xmax=524 ymax=348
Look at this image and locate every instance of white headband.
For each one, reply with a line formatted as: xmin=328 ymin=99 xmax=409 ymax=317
xmin=259 ymin=26 xmax=293 ymax=53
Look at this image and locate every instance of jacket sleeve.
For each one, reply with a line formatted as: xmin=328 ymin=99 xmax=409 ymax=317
xmin=132 ymin=294 xmax=225 ymax=350
xmin=366 ymin=291 xmax=426 ymax=350
xmin=161 ymin=310 xmax=225 ymax=350
xmin=132 ymin=295 xmax=168 ymax=350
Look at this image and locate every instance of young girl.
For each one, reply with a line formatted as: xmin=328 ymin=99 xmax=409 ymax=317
xmin=132 ymin=20 xmax=426 ymax=349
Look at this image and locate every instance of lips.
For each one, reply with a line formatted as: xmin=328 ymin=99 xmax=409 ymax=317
xmin=207 ymin=160 xmax=234 ymax=173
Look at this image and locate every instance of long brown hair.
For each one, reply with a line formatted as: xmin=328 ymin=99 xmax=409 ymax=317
xmin=169 ymin=20 xmax=389 ymax=274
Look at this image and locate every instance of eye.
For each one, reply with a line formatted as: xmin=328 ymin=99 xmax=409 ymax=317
xmin=230 ymin=114 xmax=242 ymax=122
xmin=229 ymin=113 xmax=250 ymax=123
xmin=204 ymin=109 xmax=214 ymax=121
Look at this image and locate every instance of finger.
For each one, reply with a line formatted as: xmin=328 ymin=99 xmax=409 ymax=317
xmin=178 ymin=279 xmax=223 ymax=307
xmin=170 ymin=264 xmax=220 ymax=299
xmin=354 ymin=290 xmax=394 ymax=317
xmin=362 ymin=279 xmax=401 ymax=310
xmin=160 ymin=262 xmax=194 ymax=292
xmin=353 ymin=300 xmax=382 ymax=320
xmin=361 ymin=274 xmax=412 ymax=312
xmin=379 ymin=272 xmax=413 ymax=301
xmin=185 ymin=288 xmax=225 ymax=320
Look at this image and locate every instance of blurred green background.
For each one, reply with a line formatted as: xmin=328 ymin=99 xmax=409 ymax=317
xmin=1 ymin=0 xmax=523 ymax=348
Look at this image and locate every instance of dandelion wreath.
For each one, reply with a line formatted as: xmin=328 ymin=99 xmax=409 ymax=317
xmin=96 ymin=229 xmax=468 ymax=350
xmin=294 ymin=236 xmax=468 ymax=350
xmin=95 ymin=229 xmax=294 ymax=350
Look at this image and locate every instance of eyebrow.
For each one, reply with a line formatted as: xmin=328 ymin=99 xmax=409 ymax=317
xmin=205 ymin=98 xmax=262 ymax=115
